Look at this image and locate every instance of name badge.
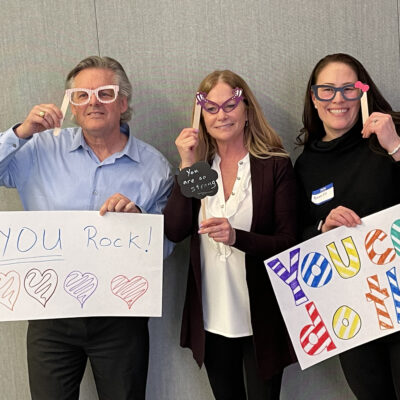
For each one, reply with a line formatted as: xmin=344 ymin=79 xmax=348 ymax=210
xmin=311 ymin=183 xmax=334 ymax=205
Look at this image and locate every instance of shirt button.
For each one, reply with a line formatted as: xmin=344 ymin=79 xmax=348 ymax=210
xmin=239 ymin=161 xmax=243 ymax=165
xmin=12 ymin=144 xmax=17 ymax=148
xmin=232 ymin=192 xmax=235 ymax=196
xmin=237 ymin=177 xmax=241 ymax=180
xmin=93 ymin=190 xmax=98 ymax=195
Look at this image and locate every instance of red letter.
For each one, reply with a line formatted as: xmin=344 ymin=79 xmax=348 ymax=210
xmin=300 ymin=302 xmax=336 ymax=355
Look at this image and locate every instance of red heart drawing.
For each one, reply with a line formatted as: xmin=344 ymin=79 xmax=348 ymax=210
xmin=111 ymin=275 xmax=148 ymax=309
xmin=0 ymin=271 xmax=20 ymax=311
xmin=24 ymin=268 xmax=58 ymax=307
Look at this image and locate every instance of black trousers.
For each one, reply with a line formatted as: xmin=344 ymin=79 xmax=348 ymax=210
xmin=339 ymin=331 xmax=400 ymax=400
xmin=27 ymin=316 xmax=149 ymax=400
xmin=204 ymin=331 xmax=283 ymax=400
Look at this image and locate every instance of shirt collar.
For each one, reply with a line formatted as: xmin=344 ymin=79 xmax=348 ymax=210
xmin=213 ymin=152 xmax=250 ymax=166
xmin=69 ymin=124 xmax=140 ymax=163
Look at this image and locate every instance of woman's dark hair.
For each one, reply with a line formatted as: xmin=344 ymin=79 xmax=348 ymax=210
xmin=297 ymin=53 xmax=400 ymax=154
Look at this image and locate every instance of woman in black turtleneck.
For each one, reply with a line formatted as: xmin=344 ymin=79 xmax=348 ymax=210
xmin=295 ymin=53 xmax=400 ymax=399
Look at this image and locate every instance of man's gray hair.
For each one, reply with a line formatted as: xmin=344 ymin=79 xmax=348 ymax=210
xmin=66 ymin=56 xmax=133 ymax=124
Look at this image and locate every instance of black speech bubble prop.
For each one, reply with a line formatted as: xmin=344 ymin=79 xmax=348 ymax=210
xmin=177 ymin=161 xmax=218 ymax=199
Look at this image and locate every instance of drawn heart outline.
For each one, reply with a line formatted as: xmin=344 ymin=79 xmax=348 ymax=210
xmin=111 ymin=275 xmax=148 ymax=309
xmin=64 ymin=271 xmax=98 ymax=308
xmin=24 ymin=268 xmax=58 ymax=307
xmin=0 ymin=271 xmax=20 ymax=311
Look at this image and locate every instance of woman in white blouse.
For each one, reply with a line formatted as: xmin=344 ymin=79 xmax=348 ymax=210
xmin=164 ymin=70 xmax=297 ymax=400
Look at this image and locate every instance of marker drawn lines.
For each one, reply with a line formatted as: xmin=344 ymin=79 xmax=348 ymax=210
xmin=0 ymin=255 xmax=64 ymax=266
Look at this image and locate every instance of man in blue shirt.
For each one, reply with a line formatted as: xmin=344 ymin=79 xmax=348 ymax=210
xmin=0 ymin=56 xmax=173 ymax=400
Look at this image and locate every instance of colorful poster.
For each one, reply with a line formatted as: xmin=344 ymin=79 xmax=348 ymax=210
xmin=0 ymin=211 xmax=163 ymax=321
xmin=264 ymin=204 xmax=400 ymax=369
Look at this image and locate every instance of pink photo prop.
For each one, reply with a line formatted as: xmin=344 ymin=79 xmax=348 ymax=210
xmin=355 ymin=81 xmax=370 ymax=92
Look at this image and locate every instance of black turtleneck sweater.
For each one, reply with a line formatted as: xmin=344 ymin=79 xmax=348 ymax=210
xmin=295 ymin=121 xmax=400 ymax=240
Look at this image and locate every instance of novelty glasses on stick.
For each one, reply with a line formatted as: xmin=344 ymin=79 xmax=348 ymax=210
xmin=311 ymin=84 xmax=363 ymax=101
xmin=66 ymin=85 xmax=120 ymax=105
xmin=196 ymin=88 xmax=243 ymax=114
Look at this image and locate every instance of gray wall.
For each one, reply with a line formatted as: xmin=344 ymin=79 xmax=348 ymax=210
xmin=0 ymin=0 xmax=399 ymax=398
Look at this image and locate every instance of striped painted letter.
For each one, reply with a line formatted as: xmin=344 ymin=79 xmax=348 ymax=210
xmin=326 ymin=237 xmax=361 ymax=279
xmin=300 ymin=302 xmax=336 ymax=355
xmin=266 ymin=248 xmax=308 ymax=306
xmin=365 ymin=229 xmax=396 ymax=265
xmin=365 ymin=274 xmax=394 ymax=330
xmin=386 ymin=267 xmax=400 ymax=323
xmin=300 ymin=252 xmax=332 ymax=288
xmin=332 ymin=305 xmax=361 ymax=340
xmin=390 ymin=219 xmax=400 ymax=256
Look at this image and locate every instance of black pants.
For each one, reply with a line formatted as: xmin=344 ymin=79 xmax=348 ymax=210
xmin=339 ymin=331 xmax=400 ymax=400
xmin=27 ymin=316 xmax=149 ymax=400
xmin=204 ymin=331 xmax=283 ymax=400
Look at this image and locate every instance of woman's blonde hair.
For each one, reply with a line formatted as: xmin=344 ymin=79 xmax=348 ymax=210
xmin=194 ymin=70 xmax=288 ymax=161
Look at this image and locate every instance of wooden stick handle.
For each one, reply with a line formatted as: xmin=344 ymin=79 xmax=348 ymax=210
xmin=201 ymin=198 xmax=206 ymax=221
xmin=360 ymin=92 xmax=369 ymax=125
xmin=192 ymin=103 xmax=201 ymax=130
xmin=53 ymin=93 xmax=69 ymax=136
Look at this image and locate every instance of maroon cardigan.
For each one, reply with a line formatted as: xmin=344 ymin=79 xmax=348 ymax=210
xmin=164 ymin=155 xmax=297 ymax=379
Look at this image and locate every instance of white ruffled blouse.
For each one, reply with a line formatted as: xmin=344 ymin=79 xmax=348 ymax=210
xmin=199 ymin=153 xmax=253 ymax=337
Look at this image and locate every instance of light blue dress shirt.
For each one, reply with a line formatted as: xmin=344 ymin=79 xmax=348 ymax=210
xmin=0 ymin=124 xmax=174 ymax=255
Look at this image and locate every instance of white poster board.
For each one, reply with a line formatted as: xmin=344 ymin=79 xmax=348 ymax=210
xmin=264 ymin=204 xmax=400 ymax=369
xmin=0 ymin=211 xmax=163 ymax=321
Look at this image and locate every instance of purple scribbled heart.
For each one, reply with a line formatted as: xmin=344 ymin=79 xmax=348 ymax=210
xmin=64 ymin=271 xmax=98 ymax=308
